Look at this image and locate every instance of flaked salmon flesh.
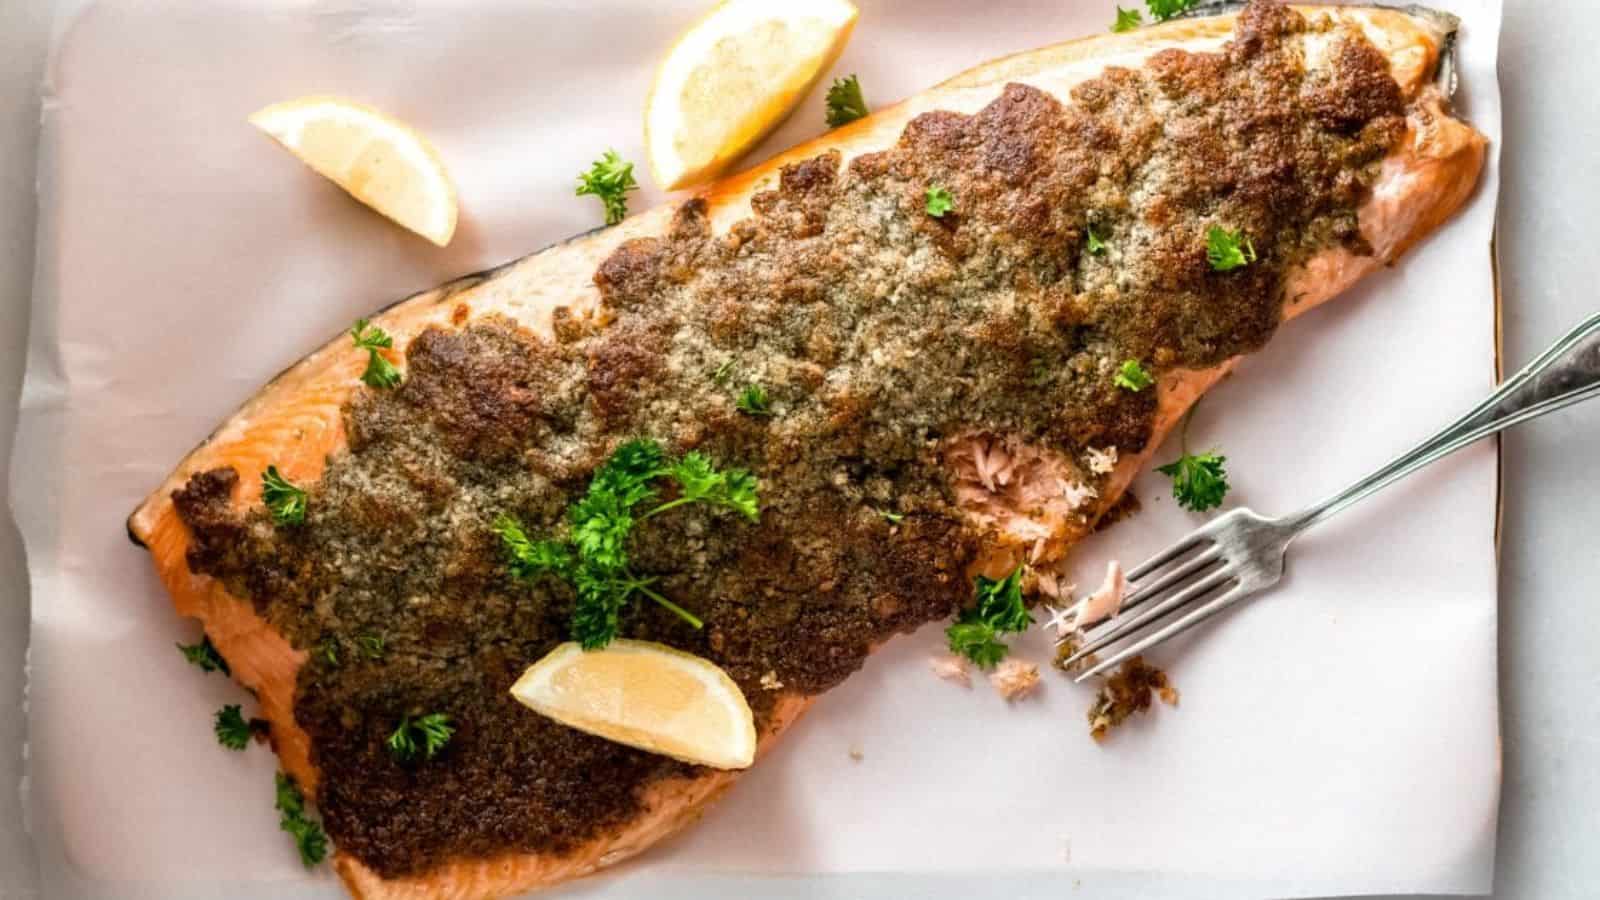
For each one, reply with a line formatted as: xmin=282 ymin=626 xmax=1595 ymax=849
xmin=127 ymin=4 xmax=1485 ymax=898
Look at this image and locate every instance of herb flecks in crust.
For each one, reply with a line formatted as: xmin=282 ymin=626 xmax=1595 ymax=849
xmin=172 ymin=2 xmax=1406 ymax=879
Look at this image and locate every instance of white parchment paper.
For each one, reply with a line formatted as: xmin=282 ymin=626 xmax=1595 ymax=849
xmin=13 ymin=1 xmax=1503 ymax=898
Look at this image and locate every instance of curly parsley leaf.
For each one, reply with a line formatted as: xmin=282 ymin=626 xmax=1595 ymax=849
xmin=571 ymin=565 xmax=630 ymax=650
xmin=946 ymin=621 xmax=1009 ymax=669
xmin=274 ymin=773 xmax=327 ymax=868
xmin=1112 ymin=6 xmax=1144 ymax=32
xmin=1146 ymin=0 xmax=1195 ymax=22
xmin=825 ymin=74 xmax=870 ymax=127
xmin=387 ymin=713 xmax=455 ymax=763
xmin=1157 ymin=404 xmax=1230 ymax=511
xmin=214 ymin=704 xmax=251 ymax=751
xmin=1205 ymin=225 xmax=1257 ymax=271
xmin=1157 ymin=450 xmax=1229 ymax=512
xmin=576 ymin=149 xmax=639 ymax=226
xmin=177 ymin=636 xmax=230 ymax=675
xmin=925 ymin=184 xmax=954 ymax=218
xmin=661 ymin=452 xmax=760 ymax=521
xmin=735 ymin=383 xmax=774 ymax=417
xmin=569 ymin=489 xmax=637 ymax=572
xmin=946 ymin=567 xmax=1032 ymax=668
xmin=261 ymin=465 xmax=307 ymax=526
xmin=493 ymin=514 xmax=575 ymax=580
xmin=974 ymin=567 xmax=1032 ymax=633
xmin=1114 ymin=359 xmax=1154 ymax=392
xmin=351 ymin=318 xmax=402 ymax=388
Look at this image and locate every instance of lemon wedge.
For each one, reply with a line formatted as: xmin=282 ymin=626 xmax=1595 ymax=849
xmin=511 ymin=640 xmax=757 ymax=770
xmin=249 ymin=96 xmax=458 ymax=247
xmin=645 ymin=0 xmax=859 ymax=190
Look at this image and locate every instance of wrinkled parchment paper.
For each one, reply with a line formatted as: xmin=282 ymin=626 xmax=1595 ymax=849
xmin=13 ymin=1 xmax=1502 ymax=897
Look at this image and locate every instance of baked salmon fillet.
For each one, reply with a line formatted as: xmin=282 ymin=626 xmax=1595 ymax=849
xmin=126 ymin=3 xmax=1485 ymax=898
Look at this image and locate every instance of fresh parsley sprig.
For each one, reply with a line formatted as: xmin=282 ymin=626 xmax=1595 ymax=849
xmin=261 ymin=466 xmax=307 ymax=526
xmin=825 ymin=75 xmax=870 ymax=128
xmin=946 ymin=567 xmax=1032 ymax=669
xmin=350 ymin=318 xmax=402 ymax=388
xmin=387 ymin=713 xmax=455 ymax=763
xmin=1157 ymin=405 xmax=1230 ymax=511
xmin=215 ymin=704 xmax=252 ymax=751
xmin=496 ymin=439 xmax=759 ymax=649
xmin=576 ymin=150 xmax=639 ymax=226
xmin=1114 ymin=359 xmax=1153 ymax=392
xmin=1205 ymin=225 xmax=1257 ymax=272
xmin=177 ymin=635 xmax=230 ymax=675
xmin=274 ymin=773 xmax=328 ymax=868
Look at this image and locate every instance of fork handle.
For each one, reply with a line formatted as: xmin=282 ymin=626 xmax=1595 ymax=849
xmin=1285 ymin=311 xmax=1600 ymax=532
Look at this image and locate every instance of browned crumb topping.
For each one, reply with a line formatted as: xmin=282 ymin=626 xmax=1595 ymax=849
xmin=1086 ymin=656 xmax=1180 ymax=742
xmin=173 ymin=2 xmax=1408 ymax=878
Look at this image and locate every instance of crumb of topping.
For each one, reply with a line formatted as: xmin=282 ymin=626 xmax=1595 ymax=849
xmin=989 ymin=658 xmax=1041 ymax=701
xmin=848 ymin=744 xmax=864 ymax=762
xmin=1085 ymin=446 xmax=1118 ymax=475
xmin=1052 ymin=633 xmax=1097 ymax=677
xmin=1087 ymin=656 xmax=1175 ymax=742
xmin=759 ymin=670 xmax=784 ymax=691
xmin=929 ymin=653 xmax=972 ymax=688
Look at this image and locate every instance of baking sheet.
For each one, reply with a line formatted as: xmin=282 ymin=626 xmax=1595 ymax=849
xmin=12 ymin=1 xmax=1503 ymax=898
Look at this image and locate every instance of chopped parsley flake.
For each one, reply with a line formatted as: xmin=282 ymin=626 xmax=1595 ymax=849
xmin=825 ymin=75 xmax=870 ymax=127
xmin=576 ymin=149 xmax=639 ymax=226
xmin=1205 ymin=225 xmax=1257 ymax=271
xmin=350 ymin=318 xmax=402 ymax=388
xmin=924 ymin=184 xmax=955 ymax=218
xmin=261 ymin=466 xmax=307 ymax=526
xmin=1086 ymin=224 xmax=1109 ymax=255
xmin=214 ymin=704 xmax=251 ymax=751
xmin=946 ymin=567 xmax=1032 ymax=669
xmin=735 ymin=383 xmax=774 ymax=417
xmin=1114 ymin=359 xmax=1154 ymax=392
xmin=387 ymin=713 xmax=455 ymax=762
xmin=177 ymin=636 xmax=229 ymax=675
xmin=1157 ymin=406 xmax=1230 ymax=511
xmin=1146 ymin=0 xmax=1195 ymax=22
xmin=1112 ymin=6 xmax=1144 ymax=32
xmin=274 ymin=773 xmax=327 ymax=867
xmin=355 ymin=634 xmax=386 ymax=660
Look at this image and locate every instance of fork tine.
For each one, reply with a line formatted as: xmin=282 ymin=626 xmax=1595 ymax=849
xmin=1073 ymin=583 xmax=1249 ymax=682
xmin=1114 ymin=545 xmax=1223 ymax=617
xmin=1065 ymin=566 xmax=1236 ymax=664
xmin=1124 ymin=531 xmax=1209 ymax=582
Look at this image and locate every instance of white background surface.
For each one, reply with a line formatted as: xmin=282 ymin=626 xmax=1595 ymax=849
xmin=0 ymin=2 xmax=1592 ymax=899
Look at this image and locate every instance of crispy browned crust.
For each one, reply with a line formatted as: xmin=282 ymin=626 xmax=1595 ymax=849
xmin=125 ymin=6 xmax=1485 ymax=898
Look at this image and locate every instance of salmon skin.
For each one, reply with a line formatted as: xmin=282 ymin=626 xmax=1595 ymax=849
xmin=128 ymin=3 xmax=1485 ymax=898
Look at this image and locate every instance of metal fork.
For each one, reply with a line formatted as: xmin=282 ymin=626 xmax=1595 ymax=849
xmin=1064 ymin=312 xmax=1600 ymax=682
